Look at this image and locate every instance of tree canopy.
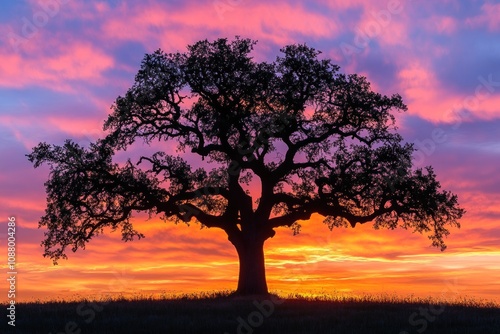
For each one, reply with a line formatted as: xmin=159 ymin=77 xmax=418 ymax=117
xmin=28 ymin=37 xmax=464 ymax=295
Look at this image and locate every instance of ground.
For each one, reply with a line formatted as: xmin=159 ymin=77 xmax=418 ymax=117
xmin=2 ymin=292 xmax=499 ymax=334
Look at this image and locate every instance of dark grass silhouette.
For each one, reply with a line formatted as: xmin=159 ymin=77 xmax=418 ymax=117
xmin=2 ymin=292 xmax=499 ymax=334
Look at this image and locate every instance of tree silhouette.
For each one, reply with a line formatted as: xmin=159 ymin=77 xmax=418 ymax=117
xmin=28 ymin=37 xmax=464 ymax=295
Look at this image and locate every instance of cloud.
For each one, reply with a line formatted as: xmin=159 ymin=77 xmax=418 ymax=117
xmin=395 ymin=62 xmax=500 ymax=122
xmin=428 ymin=16 xmax=459 ymax=35
xmin=0 ymin=42 xmax=114 ymax=91
xmin=466 ymin=3 xmax=500 ymax=31
xmin=100 ymin=1 xmax=339 ymax=51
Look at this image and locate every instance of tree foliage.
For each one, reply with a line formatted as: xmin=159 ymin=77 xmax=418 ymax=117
xmin=28 ymin=37 xmax=464 ymax=268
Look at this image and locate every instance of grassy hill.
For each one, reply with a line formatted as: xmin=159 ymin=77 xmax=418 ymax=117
xmin=2 ymin=292 xmax=499 ymax=334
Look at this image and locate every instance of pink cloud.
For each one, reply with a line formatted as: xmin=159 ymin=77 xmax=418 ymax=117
xmin=44 ymin=43 xmax=114 ymax=80
xmin=466 ymin=3 xmax=500 ymax=31
xmin=425 ymin=16 xmax=459 ymax=35
xmin=397 ymin=63 xmax=500 ymax=122
xmin=44 ymin=116 xmax=104 ymax=138
xmin=354 ymin=4 xmax=412 ymax=48
xmin=0 ymin=42 xmax=114 ymax=91
xmin=397 ymin=63 xmax=455 ymax=122
xmin=102 ymin=2 xmax=339 ymax=50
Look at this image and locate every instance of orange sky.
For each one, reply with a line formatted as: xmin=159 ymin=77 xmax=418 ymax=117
xmin=4 ymin=199 xmax=500 ymax=303
xmin=1 ymin=0 xmax=500 ymax=304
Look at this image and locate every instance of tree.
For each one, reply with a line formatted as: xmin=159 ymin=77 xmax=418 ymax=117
xmin=28 ymin=37 xmax=464 ymax=296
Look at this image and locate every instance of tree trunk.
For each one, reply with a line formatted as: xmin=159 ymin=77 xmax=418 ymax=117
xmin=233 ymin=235 xmax=269 ymax=295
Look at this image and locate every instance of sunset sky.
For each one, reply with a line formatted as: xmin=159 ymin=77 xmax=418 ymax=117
xmin=1 ymin=0 xmax=500 ymax=303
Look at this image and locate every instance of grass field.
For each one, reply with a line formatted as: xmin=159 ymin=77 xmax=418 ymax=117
xmin=2 ymin=291 xmax=499 ymax=334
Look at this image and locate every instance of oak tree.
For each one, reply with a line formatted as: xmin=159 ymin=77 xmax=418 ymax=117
xmin=28 ymin=37 xmax=464 ymax=295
